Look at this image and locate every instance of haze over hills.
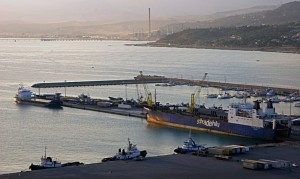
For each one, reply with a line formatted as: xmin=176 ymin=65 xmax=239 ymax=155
xmin=0 ymin=0 xmax=294 ymax=23
xmin=0 ymin=5 xmax=279 ymax=39
xmin=164 ymin=1 xmax=300 ymax=34
xmin=0 ymin=1 xmax=299 ymax=40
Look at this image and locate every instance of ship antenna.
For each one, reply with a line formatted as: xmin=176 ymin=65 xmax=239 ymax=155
xmin=243 ymin=82 xmax=246 ymax=104
xmin=44 ymin=146 xmax=47 ymax=158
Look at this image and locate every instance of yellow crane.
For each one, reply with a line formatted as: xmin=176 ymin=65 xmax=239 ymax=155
xmin=135 ymin=83 xmax=143 ymax=104
xmin=139 ymin=71 xmax=153 ymax=107
xmin=189 ymin=73 xmax=208 ymax=112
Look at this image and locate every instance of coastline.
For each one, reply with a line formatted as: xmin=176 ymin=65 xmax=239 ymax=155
xmin=1 ymin=138 xmax=300 ymax=179
xmin=138 ymin=42 xmax=300 ymax=54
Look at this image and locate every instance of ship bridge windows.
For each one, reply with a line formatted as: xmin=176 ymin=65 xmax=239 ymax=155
xmin=237 ymin=110 xmax=252 ymax=118
xmin=220 ymin=115 xmax=226 ymax=120
xmin=211 ymin=111 xmax=217 ymax=116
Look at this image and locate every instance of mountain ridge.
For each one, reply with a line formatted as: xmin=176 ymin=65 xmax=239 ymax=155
xmin=0 ymin=4 xmax=277 ymax=38
xmin=0 ymin=2 xmax=299 ymax=40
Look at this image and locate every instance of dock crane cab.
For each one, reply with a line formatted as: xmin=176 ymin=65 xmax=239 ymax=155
xmin=189 ymin=73 xmax=208 ymax=113
xmin=138 ymin=71 xmax=153 ymax=107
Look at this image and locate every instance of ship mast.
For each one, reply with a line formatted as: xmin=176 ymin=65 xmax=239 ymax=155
xmin=44 ymin=146 xmax=47 ymax=158
xmin=139 ymin=71 xmax=153 ymax=107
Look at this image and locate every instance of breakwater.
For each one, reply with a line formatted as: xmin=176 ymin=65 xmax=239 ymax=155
xmin=31 ymin=78 xmax=169 ymax=88
xmin=167 ymin=77 xmax=299 ymax=96
xmin=32 ymin=75 xmax=299 ymax=96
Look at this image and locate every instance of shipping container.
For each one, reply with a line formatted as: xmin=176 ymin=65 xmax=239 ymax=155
xmin=97 ymin=101 xmax=112 ymax=107
xmin=215 ymin=155 xmax=232 ymax=160
xmin=256 ymin=161 xmax=271 ymax=170
xmin=118 ymin=103 xmax=132 ymax=109
xmin=276 ymin=160 xmax=291 ymax=168
xmin=259 ymin=159 xmax=281 ymax=168
xmin=243 ymin=160 xmax=258 ymax=169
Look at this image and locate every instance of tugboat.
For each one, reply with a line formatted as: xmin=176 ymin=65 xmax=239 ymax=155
xmin=174 ymin=130 xmax=206 ymax=154
xmin=102 ymin=138 xmax=147 ymax=162
xmin=29 ymin=147 xmax=83 ymax=170
xmin=29 ymin=147 xmax=61 ymax=170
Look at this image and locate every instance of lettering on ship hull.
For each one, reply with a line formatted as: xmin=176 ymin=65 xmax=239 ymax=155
xmin=197 ymin=119 xmax=220 ymax=128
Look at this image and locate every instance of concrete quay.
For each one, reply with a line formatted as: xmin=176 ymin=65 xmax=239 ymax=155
xmin=40 ymin=38 xmax=104 ymax=41
xmin=63 ymin=102 xmax=147 ymax=119
xmin=31 ymin=78 xmax=169 ymax=88
xmin=31 ymin=75 xmax=298 ymax=96
xmin=168 ymin=77 xmax=299 ymax=96
xmin=2 ymin=140 xmax=300 ymax=179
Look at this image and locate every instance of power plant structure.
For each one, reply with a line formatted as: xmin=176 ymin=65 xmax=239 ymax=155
xmin=148 ymin=8 xmax=151 ymax=39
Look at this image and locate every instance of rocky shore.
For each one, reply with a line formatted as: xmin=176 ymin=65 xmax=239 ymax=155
xmin=1 ymin=138 xmax=300 ymax=179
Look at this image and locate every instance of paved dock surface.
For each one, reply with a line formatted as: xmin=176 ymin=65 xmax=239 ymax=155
xmin=1 ymin=140 xmax=300 ymax=179
xmin=168 ymin=77 xmax=299 ymax=95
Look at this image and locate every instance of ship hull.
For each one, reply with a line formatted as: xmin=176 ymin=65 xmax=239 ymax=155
xmin=29 ymin=162 xmax=83 ymax=170
xmin=15 ymin=98 xmax=62 ymax=109
xmin=29 ymin=164 xmax=60 ymax=170
xmin=146 ymin=109 xmax=288 ymax=141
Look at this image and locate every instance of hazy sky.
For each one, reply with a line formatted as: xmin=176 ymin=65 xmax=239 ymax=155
xmin=0 ymin=0 xmax=297 ymax=23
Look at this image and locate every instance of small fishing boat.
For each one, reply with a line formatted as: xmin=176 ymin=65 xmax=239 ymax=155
xmin=270 ymin=96 xmax=281 ymax=103
xmin=206 ymin=93 xmax=218 ymax=98
xmin=234 ymin=92 xmax=250 ymax=99
xmin=217 ymin=92 xmax=232 ymax=99
xmin=102 ymin=138 xmax=147 ymax=162
xmin=295 ymin=103 xmax=300 ymax=107
xmin=204 ymin=87 xmax=218 ymax=98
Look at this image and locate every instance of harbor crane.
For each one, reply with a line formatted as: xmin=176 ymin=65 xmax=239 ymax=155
xmin=135 ymin=83 xmax=143 ymax=104
xmin=189 ymin=73 xmax=208 ymax=113
xmin=139 ymin=71 xmax=153 ymax=107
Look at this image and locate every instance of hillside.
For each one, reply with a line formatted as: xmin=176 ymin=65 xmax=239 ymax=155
xmin=150 ymin=23 xmax=300 ymax=53
xmin=145 ymin=2 xmax=300 ymax=53
xmin=160 ymin=1 xmax=300 ymax=35
xmin=0 ymin=1 xmax=299 ymax=41
xmin=0 ymin=4 xmax=277 ymax=40
xmin=214 ymin=1 xmax=300 ymax=26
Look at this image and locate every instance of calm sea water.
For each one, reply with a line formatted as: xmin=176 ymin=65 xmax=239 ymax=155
xmin=0 ymin=39 xmax=299 ymax=174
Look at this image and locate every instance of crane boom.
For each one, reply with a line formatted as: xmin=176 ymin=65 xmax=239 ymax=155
xmin=139 ymin=71 xmax=153 ymax=106
xmin=189 ymin=73 xmax=208 ymax=112
xmin=135 ymin=83 xmax=143 ymax=104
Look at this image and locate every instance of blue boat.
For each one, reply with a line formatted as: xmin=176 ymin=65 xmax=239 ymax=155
xmin=146 ymin=100 xmax=291 ymax=141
